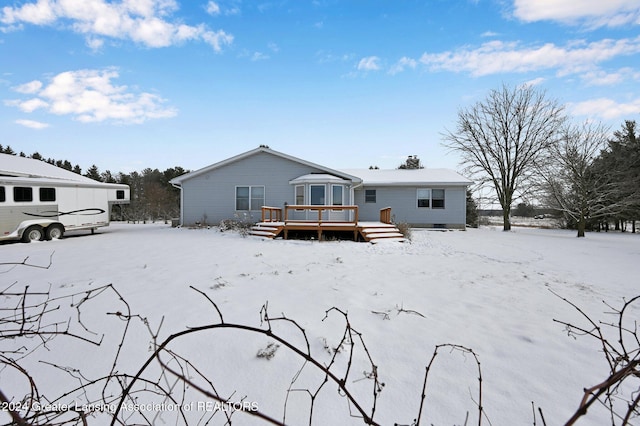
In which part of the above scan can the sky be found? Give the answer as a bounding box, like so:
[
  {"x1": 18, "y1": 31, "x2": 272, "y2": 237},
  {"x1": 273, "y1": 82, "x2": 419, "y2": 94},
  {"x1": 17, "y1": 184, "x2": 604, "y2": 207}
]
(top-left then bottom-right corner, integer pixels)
[{"x1": 1, "y1": 0, "x2": 640, "y2": 175}]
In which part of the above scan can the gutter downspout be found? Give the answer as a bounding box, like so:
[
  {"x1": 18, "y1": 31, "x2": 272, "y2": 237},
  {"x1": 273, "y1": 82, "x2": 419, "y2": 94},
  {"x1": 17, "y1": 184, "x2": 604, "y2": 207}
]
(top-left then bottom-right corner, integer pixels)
[{"x1": 348, "y1": 181, "x2": 363, "y2": 222}]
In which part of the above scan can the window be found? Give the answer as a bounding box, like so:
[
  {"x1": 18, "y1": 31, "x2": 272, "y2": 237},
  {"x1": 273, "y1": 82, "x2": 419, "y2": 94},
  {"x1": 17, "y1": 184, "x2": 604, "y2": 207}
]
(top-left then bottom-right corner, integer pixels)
[
  {"x1": 295, "y1": 185, "x2": 304, "y2": 205},
  {"x1": 417, "y1": 189, "x2": 430, "y2": 208},
  {"x1": 0, "y1": 187, "x2": 5, "y2": 202},
  {"x1": 251, "y1": 186, "x2": 265, "y2": 210},
  {"x1": 236, "y1": 186, "x2": 265, "y2": 211},
  {"x1": 332, "y1": 185, "x2": 343, "y2": 206},
  {"x1": 116, "y1": 190, "x2": 125, "y2": 200},
  {"x1": 432, "y1": 189, "x2": 445, "y2": 208},
  {"x1": 365, "y1": 189, "x2": 376, "y2": 203},
  {"x1": 310, "y1": 185, "x2": 325, "y2": 205},
  {"x1": 236, "y1": 187, "x2": 249, "y2": 210},
  {"x1": 39, "y1": 187, "x2": 56, "y2": 202},
  {"x1": 14, "y1": 187, "x2": 33, "y2": 202}
]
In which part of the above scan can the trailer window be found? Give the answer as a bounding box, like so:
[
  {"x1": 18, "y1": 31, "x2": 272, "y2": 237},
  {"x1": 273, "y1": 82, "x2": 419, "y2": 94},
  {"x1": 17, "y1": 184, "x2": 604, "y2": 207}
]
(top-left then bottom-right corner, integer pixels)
[
  {"x1": 14, "y1": 187, "x2": 33, "y2": 202},
  {"x1": 0, "y1": 187, "x2": 4, "y2": 202},
  {"x1": 40, "y1": 187, "x2": 56, "y2": 202},
  {"x1": 116, "y1": 190, "x2": 125, "y2": 200}
]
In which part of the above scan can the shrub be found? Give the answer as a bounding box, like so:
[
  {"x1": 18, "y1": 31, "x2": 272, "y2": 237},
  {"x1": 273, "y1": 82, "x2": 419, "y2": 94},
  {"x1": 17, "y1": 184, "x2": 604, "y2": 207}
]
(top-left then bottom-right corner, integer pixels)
[
  {"x1": 219, "y1": 212, "x2": 253, "y2": 237},
  {"x1": 393, "y1": 221, "x2": 412, "y2": 241}
]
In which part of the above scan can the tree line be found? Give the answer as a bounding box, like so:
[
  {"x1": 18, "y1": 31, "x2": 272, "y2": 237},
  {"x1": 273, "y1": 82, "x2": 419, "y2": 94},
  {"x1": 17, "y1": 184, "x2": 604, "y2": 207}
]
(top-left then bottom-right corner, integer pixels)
[
  {"x1": 444, "y1": 84, "x2": 639, "y2": 237},
  {"x1": 0, "y1": 145, "x2": 186, "y2": 223}
]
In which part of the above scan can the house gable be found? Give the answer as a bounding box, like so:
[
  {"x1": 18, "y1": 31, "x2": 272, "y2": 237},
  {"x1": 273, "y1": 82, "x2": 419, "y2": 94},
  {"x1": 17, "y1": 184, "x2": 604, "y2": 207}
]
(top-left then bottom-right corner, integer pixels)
[{"x1": 171, "y1": 147, "x2": 361, "y2": 186}]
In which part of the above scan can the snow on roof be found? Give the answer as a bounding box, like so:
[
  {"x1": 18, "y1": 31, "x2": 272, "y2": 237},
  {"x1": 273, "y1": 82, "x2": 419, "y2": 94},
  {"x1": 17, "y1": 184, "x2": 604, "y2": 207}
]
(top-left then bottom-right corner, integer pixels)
[
  {"x1": 289, "y1": 173, "x2": 352, "y2": 184},
  {"x1": 342, "y1": 168, "x2": 473, "y2": 186},
  {"x1": 0, "y1": 154, "x2": 99, "y2": 184},
  {"x1": 0, "y1": 157, "x2": 128, "y2": 190}
]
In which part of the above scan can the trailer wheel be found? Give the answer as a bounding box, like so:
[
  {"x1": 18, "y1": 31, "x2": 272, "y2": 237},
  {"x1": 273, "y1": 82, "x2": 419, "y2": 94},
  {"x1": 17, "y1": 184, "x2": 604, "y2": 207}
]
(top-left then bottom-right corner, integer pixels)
[
  {"x1": 46, "y1": 224, "x2": 65, "y2": 240},
  {"x1": 22, "y1": 225, "x2": 45, "y2": 243}
]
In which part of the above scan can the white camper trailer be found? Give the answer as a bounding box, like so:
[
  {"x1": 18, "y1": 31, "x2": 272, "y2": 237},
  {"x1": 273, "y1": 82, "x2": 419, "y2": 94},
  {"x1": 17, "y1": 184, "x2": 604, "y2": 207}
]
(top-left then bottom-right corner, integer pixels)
[{"x1": 0, "y1": 154, "x2": 130, "y2": 243}]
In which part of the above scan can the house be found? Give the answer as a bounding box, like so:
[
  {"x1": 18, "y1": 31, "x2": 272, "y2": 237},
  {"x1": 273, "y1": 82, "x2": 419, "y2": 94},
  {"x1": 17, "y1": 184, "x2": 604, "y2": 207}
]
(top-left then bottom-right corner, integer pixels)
[{"x1": 170, "y1": 146, "x2": 472, "y2": 232}]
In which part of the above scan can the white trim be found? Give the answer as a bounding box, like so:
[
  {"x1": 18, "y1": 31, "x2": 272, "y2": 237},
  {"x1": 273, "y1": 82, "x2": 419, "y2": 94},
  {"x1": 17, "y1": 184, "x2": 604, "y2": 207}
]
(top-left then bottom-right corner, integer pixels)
[
  {"x1": 235, "y1": 185, "x2": 265, "y2": 211},
  {"x1": 417, "y1": 188, "x2": 431, "y2": 208},
  {"x1": 294, "y1": 185, "x2": 305, "y2": 205},
  {"x1": 309, "y1": 184, "x2": 326, "y2": 206},
  {"x1": 331, "y1": 184, "x2": 344, "y2": 206}
]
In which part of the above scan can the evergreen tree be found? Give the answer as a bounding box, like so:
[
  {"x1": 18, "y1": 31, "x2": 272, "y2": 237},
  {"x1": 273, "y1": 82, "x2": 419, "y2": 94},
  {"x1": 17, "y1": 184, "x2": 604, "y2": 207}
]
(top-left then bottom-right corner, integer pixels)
[
  {"x1": 84, "y1": 165, "x2": 102, "y2": 181},
  {"x1": 101, "y1": 170, "x2": 117, "y2": 183},
  {"x1": 466, "y1": 190, "x2": 479, "y2": 228},
  {"x1": 592, "y1": 120, "x2": 640, "y2": 232}
]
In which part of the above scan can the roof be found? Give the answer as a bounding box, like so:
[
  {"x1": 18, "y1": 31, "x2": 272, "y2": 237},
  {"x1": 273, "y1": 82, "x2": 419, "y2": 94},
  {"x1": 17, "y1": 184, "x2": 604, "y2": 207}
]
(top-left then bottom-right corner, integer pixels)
[
  {"x1": 1, "y1": 154, "x2": 95, "y2": 182},
  {"x1": 170, "y1": 146, "x2": 362, "y2": 185},
  {"x1": 341, "y1": 168, "x2": 473, "y2": 186},
  {"x1": 0, "y1": 154, "x2": 126, "y2": 189},
  {"x1": 289, "y1": 173, "x2": 352, "y2": 185}
]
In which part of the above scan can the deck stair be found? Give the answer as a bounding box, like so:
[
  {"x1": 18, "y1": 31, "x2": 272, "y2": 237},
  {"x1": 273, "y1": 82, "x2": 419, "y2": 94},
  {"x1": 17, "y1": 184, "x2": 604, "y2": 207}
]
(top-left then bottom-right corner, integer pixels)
[
  {"x1": 358, "y1": 223, "x2": 406, "y2": 243},
  {"x1": 249, "y1": 222, "x2": 284, "y2": 239}
]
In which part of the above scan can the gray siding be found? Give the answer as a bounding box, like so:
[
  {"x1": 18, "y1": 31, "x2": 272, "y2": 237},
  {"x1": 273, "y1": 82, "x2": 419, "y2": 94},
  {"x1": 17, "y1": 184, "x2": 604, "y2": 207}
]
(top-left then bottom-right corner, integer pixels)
[
  {"x1": 354, "y1": 186, "x2": 467, "y2": 228},
  {"x1": 181, "y1": 152, "x2": 353, "y2": 225}
]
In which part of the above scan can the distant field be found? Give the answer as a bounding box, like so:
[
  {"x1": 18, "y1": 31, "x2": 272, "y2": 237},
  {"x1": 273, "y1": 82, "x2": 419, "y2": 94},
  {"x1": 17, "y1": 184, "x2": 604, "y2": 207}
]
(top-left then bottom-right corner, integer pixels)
[{"x1": 480, "y1": 215, "x2": 562, "y2": 228}]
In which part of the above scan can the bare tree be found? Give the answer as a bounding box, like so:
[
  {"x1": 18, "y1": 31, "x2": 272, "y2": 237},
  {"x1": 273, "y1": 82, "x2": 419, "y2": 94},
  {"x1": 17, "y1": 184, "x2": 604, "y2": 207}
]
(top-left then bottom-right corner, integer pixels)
[
  {"x1": 537, "y1": 121, "x2": 618, "y2": 237},
  {"x1": 443, "y1": 84, "x2": 565, "y2": 230}
]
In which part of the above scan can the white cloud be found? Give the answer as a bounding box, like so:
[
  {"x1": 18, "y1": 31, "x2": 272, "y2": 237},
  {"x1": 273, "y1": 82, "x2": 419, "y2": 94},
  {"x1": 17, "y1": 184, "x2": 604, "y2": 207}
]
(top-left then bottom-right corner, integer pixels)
[
  {"x1": 85, "y1": 36, "x2": 104, "y2": 50},
  {"x1": 570, "y1": 97, "x2": 640, "y2": 119},
  {"x1": 315, "y1": 50, "x2": 355, "y2": 64},
  {"x1": 267, "y1": 42, "x2": 279, "y2": 53},
  {"x1": 11, "y1": 97, "x2": 49, "y2": 112},
  {"x1": 250, "y1": 51, "x2": 269, "y2": 61},
  {"x1": 14, "y1": 80, "x2": 43, "y2": 94},
  {"x1": 357, "y1": 56, "x2": 381, "y2": 71},
  {"x1": 7, "y1": 68, "x2": 177, "y2": 124},
  {"x1": 15, "y1": 119, "x2": 49, "y2": 129},
  {"x1": 523, "y1": 77, "x2": 545, "y2": 86},
  {"x1": 1, "y1": 0, "x2": 57, "y2": 25},
  {"x1": 0, "y1": 0, "x2": 233, "y2": 51},
  {"x1": 206, "y1": 1, "x2": 220, "y2": 15},
  {"x1": 580, "y1": 68, "x2": 638, "y2": 86},
  {"x1": 513, "y1": 0, "x2": 640, "y2": 27},
  {"x1": 419, "y1": 36, "x2": 640, "y2": 77},
  {"x1": 209, "y1": 0, "x2": 241, "y2": 16},
  {"x1": 388, "y1": 57, "x2": 417, "y2": 75}
]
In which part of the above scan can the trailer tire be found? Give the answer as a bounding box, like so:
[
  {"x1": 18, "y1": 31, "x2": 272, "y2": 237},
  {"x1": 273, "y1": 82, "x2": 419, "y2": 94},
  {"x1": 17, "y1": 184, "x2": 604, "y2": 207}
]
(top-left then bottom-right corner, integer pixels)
[
  {"x1": 22, "y1": 225, "x2": 45, "y2": 243},
  {"x1": 46, "y1": 224, "x2": 65, "y2": 240}
]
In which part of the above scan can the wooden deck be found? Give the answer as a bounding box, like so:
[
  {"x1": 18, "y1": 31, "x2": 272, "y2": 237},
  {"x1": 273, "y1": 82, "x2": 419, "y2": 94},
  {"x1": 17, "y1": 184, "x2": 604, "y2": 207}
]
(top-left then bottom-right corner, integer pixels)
[{"x1": 250, "y1": 206, "x2": 406, "y2": 243}]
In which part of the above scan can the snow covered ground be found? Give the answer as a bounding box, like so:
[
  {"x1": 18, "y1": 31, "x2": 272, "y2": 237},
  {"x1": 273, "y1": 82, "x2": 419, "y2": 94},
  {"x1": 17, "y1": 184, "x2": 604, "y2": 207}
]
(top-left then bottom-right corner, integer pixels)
[{"x1": 1, "y1": 223, "x2": 638, "y2": 425}]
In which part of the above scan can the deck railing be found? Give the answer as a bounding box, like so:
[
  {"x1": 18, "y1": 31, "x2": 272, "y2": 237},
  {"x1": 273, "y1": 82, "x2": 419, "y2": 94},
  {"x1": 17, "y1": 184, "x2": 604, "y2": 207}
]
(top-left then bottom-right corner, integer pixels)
[
  {"x1": 380, "y1": 207, "x2": 392, "y2": 224},
  {"x1": 284, "y1": 205, "x2": 359, "y2": 224},
  {"x1": 261, "y1": 206, "x2": 283, "y2": 222}
]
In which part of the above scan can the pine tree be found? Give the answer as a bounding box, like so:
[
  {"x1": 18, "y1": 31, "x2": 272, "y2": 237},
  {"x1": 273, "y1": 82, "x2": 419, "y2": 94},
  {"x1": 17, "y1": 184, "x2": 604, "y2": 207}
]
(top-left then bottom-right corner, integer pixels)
[{"x1": 84, "y1": 165, "x2": 102, "y2": 181}]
